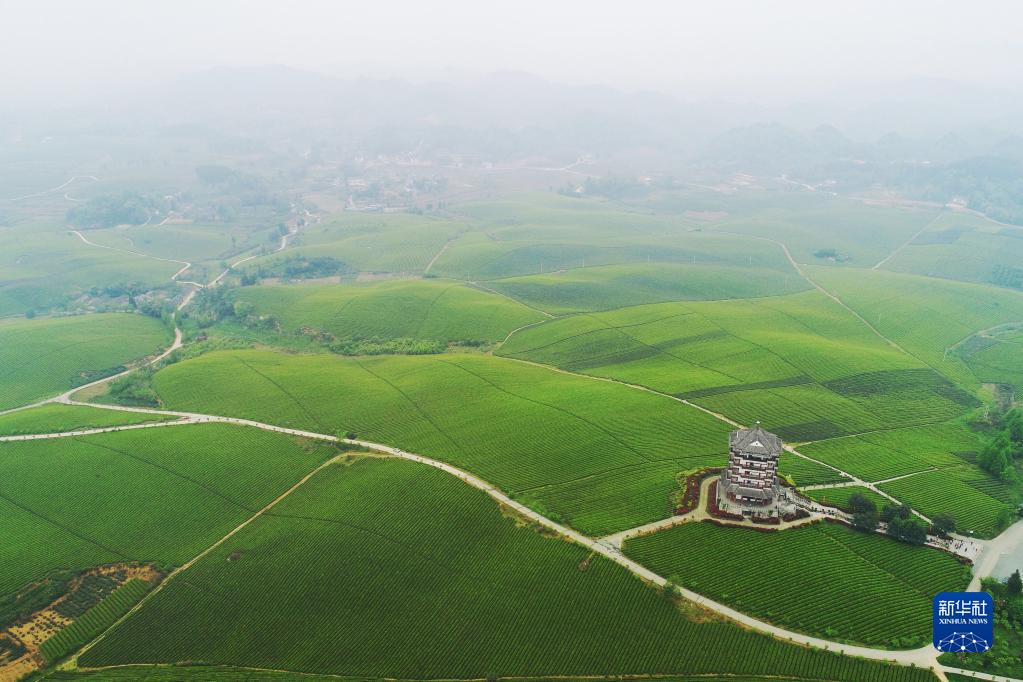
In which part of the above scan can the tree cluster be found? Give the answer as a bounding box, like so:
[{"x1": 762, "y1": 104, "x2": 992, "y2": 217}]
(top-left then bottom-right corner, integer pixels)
[
  {"x1": 847, "y1": 492, "x2": 879, "y2": 532},
  {"x1": 66, "y1": 191, "x2": 158, "y2": 228},
  {"x1": 847, "y1": 493, "x2": 937, "y2": 546},
  {"x1": 881, "y1": 502, "x2": 929, "y2": 545},
  {"x1": 978, "y1": 408, "x2": 1023, "y2": 481}
]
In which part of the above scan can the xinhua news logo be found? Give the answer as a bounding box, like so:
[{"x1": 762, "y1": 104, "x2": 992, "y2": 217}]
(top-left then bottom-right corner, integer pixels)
[{"x1": 933, "y1": 591, "x2": 994, "y2": 653}]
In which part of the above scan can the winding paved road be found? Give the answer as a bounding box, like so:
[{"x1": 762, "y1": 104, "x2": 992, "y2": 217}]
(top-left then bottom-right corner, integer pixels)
[
  {"x1": 0, "y1": 400, "x2": 949, "y2": 673},
  {"x1": 4, "y1": 214, "x2": 1020, "y2": 680}
]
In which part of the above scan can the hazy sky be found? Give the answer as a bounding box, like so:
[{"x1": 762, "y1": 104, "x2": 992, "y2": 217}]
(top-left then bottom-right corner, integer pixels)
[{"x1": 3, "y1": 0, "x2": 1021, "y2": 102}]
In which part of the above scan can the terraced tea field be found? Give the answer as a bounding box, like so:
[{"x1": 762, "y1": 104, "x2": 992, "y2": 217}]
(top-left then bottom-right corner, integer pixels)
[
  {"x1": 45, "y1": 673, "x2": 895, "y2": 682},
  {"x1": 430, "y1": 193, "x2": 807, "y2": 284},
  {"x1": 958, "y1": 326, "x2": 1023, "y2": 393},
  {"x1": 0, "y1": 313, "x2": 171, "y2": 410},
  {"x1": 0, "y1": 424, "x2": 335, "y2": 598},
  {"x1": 148, "y1": 349, "x2": 730, "y2": 535},
  {"x1": 40, "y1": 579, "x2": 153, "y2": 664},
  {"x1": 79, "y1": 457, "x2": 931, "y2": 682},
  {"x1": 6, "y1": 185, "x2": 1022, "y2": 682},
  {"x1": 777, "y1": 453, "x2": 847, "y2": 487},
  {"x1": 229, "y1": 279, "x2": 544, "y2": 343},
  {"x1": 83, "y1": 222, "x2": 253, "y2": 265},
  {"x1": 625, "y1": 520, "x2": 969, "y2": 647},
  {"x1": 796, "y1": 422, "x2": 1011, "y2": 535}
]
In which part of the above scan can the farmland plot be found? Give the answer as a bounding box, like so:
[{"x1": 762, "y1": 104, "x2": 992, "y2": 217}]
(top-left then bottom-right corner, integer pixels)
[
  {"x1": 625, "y1": 520, "x2": 968, "y2": 647},
  {"x1": 80, "y1": 457, "x2": 933, "y2": 682},
  {"x1": 247, "y1": 212, "x2": 462, "y2": 274},
  {"x1": 879, "y1": 466, "x2": 1014, "y2": 538},
  {"x1": 0, "y1": 228, "x2": 180, "y2": 317},
  {"x1": 229, "y1": 279, "x2": 544, "y2": 344},
  {"x1": 808, "y1": 266, "x2": 1023, "y2": 391},
  {"x1": 0, "y1": 403, "x2": 174, "y2": 436},
  {"x1": 805, "y1": 486, "x2": 890, "y2": 512},
  {"x1": 798, "y1": 421, "x2": 983, "y2": 483},
  {"x1": 0, "y1": 313, "x2": 170, "y2": 410},
  {"x1": 150, "y1": 349, "x2": 730, "y2": 535},
  {"x1": 0, "y1": 424, "x2": 335, "y2": 598},
  {"x1": 486, "y1": 261, "x2": 806, "y2": 313},
  {"x1": 501, "y1": 290, "x2": 972, "y2": 439}
]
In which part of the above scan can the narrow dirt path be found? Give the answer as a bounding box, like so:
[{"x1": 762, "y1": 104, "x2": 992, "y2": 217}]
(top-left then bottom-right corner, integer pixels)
[
  {"x1": 423, "y1": 234, "x2": 460, "y2": 275},
  {"x1": 873, "y1": 211, "x2": 946, "y2": 270},
  {"x1": 68, "y1": 451, "x2": 349, "y2": 667},
  {"x1": 70, "y1": 229, "x2": 193, "y2": 279},
  {"x1": 5, "y1": 175, "x2": 99, "y2": 202},
  {"x1": 468, "y1": 281, "x2": 555, "y2": 318}
]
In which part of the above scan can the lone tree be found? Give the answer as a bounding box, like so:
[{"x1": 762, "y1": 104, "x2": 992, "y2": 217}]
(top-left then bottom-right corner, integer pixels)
[{"x1": 1009, "y1": 569, "x2": 1023, "y2": 595}]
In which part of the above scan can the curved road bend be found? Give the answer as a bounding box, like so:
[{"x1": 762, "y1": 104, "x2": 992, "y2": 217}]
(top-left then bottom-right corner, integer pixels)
[{"x1": 0, "y1": 209, "x2": 311, "y2": 420}]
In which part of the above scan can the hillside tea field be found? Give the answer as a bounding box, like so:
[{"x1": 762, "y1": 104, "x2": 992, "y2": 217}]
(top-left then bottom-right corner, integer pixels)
[
  {"x1": 8, "y1": 179, "x2": 1023, "y2": 682},
  {"x1": 625, "y1": 520, "x2": 969, "y2": 647},
  {"x1": 79, "y1": 457, "x2": 933, "y2": 682},
  {"x1": 0, "y1": 403, "x2": 175, "y2": 436},
  {"x1": 229, "y1": 278, "x2": 544, "y2": 343},
  {"x1": 500, "y1": 289, "x2": 976, "y2": 441},
  {"x1": 879, "y1": 211, "x2": 1023, "y2": 294},
  {"x1": 807, "y1": 266, "x2": 1023, "y2": 391},
  {"x1": 248, "y1": 212, "x2": 462, "y2": 274},
  {"x1": 0, "y1": 313, "x2": 170, "y2": 410},
  {"x1": 702, "y1": 194, "x2": 941, "y2": 265},
  {"x1": 0, "y1": 228, "x2": 181, "y2": 317},
  {"x1": 797, "y1": 420, "x2": 1011, "y2": 536},
  {"x1": 798, "y1": 422, "x2": 984, "y2": 482},
  {"x1": 44, "y1": 673, "x2": 922, "y2": 682},
  {"x1": 148, "y1": 349, "x2": 731, "y2": 535},
  {"x1": 485, "y1": 261, "x2": 808, "y2": 313}
]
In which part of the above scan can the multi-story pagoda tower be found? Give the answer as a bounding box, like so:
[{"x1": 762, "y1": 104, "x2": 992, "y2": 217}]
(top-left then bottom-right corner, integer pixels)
[{"x1": 716, "y1": 422, "x2": 783, "y2": 518}]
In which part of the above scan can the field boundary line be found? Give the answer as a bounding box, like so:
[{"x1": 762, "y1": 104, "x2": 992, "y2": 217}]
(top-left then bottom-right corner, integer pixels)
[
  {"x1": 351, "y1": 358, "x2": 469, "y2": 457},
  {"x1": 422, "y1": 232, "x2": 462, "y2": 275},
  {"x1": 494, "y1": 317, "x2": 551, "y2": 351}
]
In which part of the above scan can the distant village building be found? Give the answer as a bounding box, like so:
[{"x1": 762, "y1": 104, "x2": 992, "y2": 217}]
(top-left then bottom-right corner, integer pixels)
[{"x1": 716, "y1": 424, "x2": 784, "y2": 518}]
